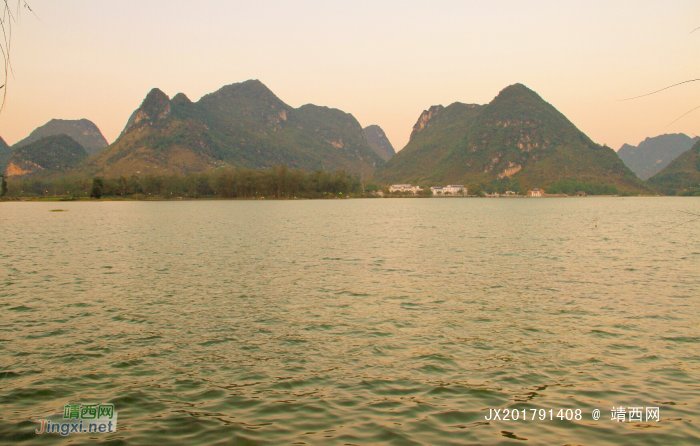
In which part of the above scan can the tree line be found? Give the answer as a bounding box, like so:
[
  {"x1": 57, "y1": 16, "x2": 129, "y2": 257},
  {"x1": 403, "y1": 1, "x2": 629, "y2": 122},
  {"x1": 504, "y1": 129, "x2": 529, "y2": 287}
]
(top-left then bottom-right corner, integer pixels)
[
  {"x1": 3, "y1": 165, "x2": 633, "y2": 200},
  {"x1": 4, "y1": 166, "x2": 369, "y2": 199}
]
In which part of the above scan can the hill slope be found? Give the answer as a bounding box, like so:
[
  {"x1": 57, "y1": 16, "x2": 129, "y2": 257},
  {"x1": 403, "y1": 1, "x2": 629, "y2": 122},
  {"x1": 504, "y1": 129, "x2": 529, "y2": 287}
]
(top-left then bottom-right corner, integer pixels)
[
  {"x1": 362, "y1": 125, "x2": 395, "y2": 161},
  {"x1": 5, "y1": 134, "x2": 88, "y2": 176},
  {"x1": 378, "y1": 103, "x2": 483, "y2": 183},
  {"x1": 618, "y1": 134, "x2": 699, "y2": 180},
  {"x1": 647, "y1": 141, "x2": 700, "y2": 194},
  {"x1": 88, "y1": 80, "x2": 384, "y2": 177},
  {"x1": 377, "y1": 84, "x2": 646, "y2": 193},
  {"x1": 87, "y1": 88, "x2": 221, "y2": 177},
  {"x1": 13, "y1": 119, "x2": 108, "y2": 155},
  {"x1": 0, "y1": 136, "x2": 10, "y2": 173}
]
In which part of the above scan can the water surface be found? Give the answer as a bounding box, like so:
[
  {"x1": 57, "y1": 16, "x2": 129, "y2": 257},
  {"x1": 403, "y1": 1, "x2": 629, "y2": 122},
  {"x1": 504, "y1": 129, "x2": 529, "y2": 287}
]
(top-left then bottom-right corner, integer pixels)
[{"x1": 1, "y1": 198, "x2": 699, "y2": 445}]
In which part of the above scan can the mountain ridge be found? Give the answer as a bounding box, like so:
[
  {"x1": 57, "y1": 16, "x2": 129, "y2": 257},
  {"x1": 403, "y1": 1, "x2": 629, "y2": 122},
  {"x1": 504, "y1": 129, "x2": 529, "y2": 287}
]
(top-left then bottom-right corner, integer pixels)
[
  {"x1": 86, "y1": 80, "x2": 385, "y2": 177},
  {"x1": 362, "y1": 125, "x2": 395, "y2": 161},
  {"x1": 5, "y1": 134, "x2": 89, "y2": 176},
  {"x1": 648, "y1": 141, "x2": 700, "y2": 194},
  {"x1": 617, "y1": 133, "x2": 699, "y2": 180},
  {"x1": 13, "y1": 119, "x2": 108, "y2": 155}
]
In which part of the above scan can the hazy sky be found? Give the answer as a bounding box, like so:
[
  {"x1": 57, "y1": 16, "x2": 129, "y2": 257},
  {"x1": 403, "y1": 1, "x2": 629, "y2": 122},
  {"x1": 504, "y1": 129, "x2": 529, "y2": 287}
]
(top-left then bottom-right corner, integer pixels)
[{"x1": 2, "y1": 0, "x2": 699, "y2": 152}]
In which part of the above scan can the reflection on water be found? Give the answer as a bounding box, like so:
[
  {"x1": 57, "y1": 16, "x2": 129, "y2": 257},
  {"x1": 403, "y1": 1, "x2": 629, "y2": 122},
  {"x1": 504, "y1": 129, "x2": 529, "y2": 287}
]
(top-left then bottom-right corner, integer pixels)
[{"x1": 1, "y1": 198, "x2": 699, "y2": 445}]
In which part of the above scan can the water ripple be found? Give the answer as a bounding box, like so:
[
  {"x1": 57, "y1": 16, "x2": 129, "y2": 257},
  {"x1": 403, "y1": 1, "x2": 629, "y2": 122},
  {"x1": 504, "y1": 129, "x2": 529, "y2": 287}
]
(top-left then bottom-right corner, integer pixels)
[{"x1": 0, "y1": 198, "x2": 699, "y2": 445}]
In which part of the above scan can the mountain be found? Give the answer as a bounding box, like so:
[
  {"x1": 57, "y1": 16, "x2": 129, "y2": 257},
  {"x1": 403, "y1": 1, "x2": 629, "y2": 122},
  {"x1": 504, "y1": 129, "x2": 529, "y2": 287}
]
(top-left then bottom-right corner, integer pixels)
[
  {"x1": 362, "y1": 125, "x2": 395, "y2": 161},
  {"x1": 377, "y1": 103, "x2": 483, "y2": 183},
  {"x1": 647, "y1": 141, "x2": 700, "y2": 194},
  {"x1": 119, "y1": 88, "x2": 173, "y2": 138},
  {"x1": 5, "y1": 134, "x2": 88, "y2": 176},
  {"x1": 377, "y1": 84, "x2": 646, "y2": 193},
  {"x1": 13, "y1": 119, "x2": 108, "y2": 155},
  {"x1": 0, "y1": 136, "x2": 11, "y2": 173},
  {"x1": 87, "y1": 80, "x2": 385, "y2": 177},
  {"x1": 85, "y1": 88, "x2": 221, "y2": 177},
  {"x1": 618, "y1": 134, "x2": 700, "y2": 180}
]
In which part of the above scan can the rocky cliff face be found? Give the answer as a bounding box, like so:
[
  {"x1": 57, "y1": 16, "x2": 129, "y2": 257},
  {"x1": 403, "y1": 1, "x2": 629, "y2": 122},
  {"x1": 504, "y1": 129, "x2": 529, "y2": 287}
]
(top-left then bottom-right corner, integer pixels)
[
  {"x1": 12, "y1": 119, "x2": 108, "y2": 155},
  {"x1": 410, "y1": 105, "x2": 444, "y2": 140},
  {"x1": 119, "y1": 88, "x2": 172, "y2": 138},
  {"x1": 5, "y1": 161, "x2": 40, "y2": 176},
  {"x1": 362, "y1": 125, "x2": 395, "y2": 161}
]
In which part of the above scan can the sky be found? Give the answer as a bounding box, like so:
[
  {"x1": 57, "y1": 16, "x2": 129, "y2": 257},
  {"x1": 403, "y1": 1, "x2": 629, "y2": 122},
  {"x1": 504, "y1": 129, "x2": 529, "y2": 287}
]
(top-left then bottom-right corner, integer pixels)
[{"x1": 1, "y1": 0, "x2": 699, "y2": 152}]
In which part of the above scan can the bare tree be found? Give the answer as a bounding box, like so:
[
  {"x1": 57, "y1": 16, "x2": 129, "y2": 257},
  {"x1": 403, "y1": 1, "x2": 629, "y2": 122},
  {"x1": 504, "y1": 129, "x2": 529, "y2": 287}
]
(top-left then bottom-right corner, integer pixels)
[{"x1": 1, "y1": 1, "x2": 35, "y2": 111}]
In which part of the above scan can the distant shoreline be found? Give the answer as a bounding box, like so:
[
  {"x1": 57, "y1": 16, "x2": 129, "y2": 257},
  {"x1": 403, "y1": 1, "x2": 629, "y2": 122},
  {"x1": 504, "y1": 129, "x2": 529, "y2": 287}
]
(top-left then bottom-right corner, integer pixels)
[{"x1": 1, "y1": 194, "x2": 672, "y2": 202}]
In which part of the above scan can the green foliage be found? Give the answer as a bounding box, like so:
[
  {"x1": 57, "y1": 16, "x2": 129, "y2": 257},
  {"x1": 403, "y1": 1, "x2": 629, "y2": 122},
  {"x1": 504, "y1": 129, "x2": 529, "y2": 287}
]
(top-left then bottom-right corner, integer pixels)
[
  {"x1": 9, "y1": 134, "x2": 88, "y2": 173},
  {"x1": 466, "y1": 182, "x2": 486, "y2": 196},
  {"x1": 6, "y1": 167, "x2": 367, "y2": 200},
  {"x1": 648, "y1": 141, "x2": 700, "y2": 193},
  {"x1": 91, "y1": 177, "x2": 104, "y2": 199},
  {"x1": 489, "y1": 177, "x2": 522, "y2": 194},
  {"x1": 5, "y1": 174, "x2": 89, "y2": 198},
  {"x1": 12, "y1": 119, "x2": 108, "y2": 155},
  {"x1": 377, "y1": 103, "x2": 483, "y2": 183},
  {"x1": 0, "y1": 136, "x2": 11, "y2": 173},
  {"x1": 210, "y1": 166, "x2": 361, "y2": 198},
  {"x1": 546, "y1": 180, "x2": 618, "y2": 195},
  {"x1": 1, "y1": 174, "x2": 7, "y2": 197}
]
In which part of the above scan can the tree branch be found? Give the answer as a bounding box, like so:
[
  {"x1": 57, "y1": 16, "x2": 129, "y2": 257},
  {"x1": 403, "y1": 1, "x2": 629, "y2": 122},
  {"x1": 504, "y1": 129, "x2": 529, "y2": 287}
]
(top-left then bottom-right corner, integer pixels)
[
  {"x1": 667, "y1": 104, "x2": 700, "y2": 127},
  {"x1": 1, "y1": 1, "x2": 34, "y2": 112},
  {"x1": 618, "y1": 79, "x2": 700, "y2": 101}
]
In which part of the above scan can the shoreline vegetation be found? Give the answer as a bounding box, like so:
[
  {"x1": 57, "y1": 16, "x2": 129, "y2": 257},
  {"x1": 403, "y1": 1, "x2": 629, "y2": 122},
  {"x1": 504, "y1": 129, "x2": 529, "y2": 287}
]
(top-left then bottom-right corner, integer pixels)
[
  {"x1": 0, "y1": 194, "x2": 669, "y2": 201},
  {"x1": 2, "y1": 195, "x2": 669, "y2": 202},
  {"x1": 0, "y1": 165, "x2": 683, "y2": 202}
]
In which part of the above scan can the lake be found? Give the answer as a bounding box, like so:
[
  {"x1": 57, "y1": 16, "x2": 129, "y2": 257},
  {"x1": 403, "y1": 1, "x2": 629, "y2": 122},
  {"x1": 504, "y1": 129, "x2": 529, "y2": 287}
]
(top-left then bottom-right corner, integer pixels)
[{"x1": 1, "y1": 198, "x2": 699, "y2": 445}]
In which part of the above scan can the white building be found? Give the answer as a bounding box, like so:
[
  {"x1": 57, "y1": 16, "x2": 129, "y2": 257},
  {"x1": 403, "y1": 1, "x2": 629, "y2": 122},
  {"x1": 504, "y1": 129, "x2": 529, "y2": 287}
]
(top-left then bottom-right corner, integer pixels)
[
  {"x1": 430, "y1": 187, "x2": 444, "y2": 195},
  {"x1": 443, "y1": 185, "x2": 467, "y2": 195},
  {"x1": 390, "y1": 184, "x2": 422, "y2": 194}
]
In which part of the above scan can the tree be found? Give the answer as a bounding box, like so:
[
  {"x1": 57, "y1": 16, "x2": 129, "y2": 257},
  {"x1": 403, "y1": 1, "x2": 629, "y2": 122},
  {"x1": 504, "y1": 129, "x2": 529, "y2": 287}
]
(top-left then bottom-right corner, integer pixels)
[
  {"x1": 118, "y1": 176, "x2": 128, "y2": 195},
  {"x1": 90, "y1": 177, "x2": 103, "y2": 199},
  {"x1": 0, "y1": 174, "x2": 7, "y2": 198}
]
